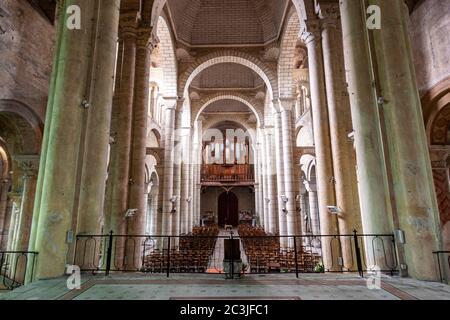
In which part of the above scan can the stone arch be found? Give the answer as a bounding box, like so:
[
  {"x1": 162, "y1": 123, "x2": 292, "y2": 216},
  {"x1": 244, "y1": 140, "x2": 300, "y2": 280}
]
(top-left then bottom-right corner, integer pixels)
[
  {"x1": 422, "y1": 76, "x2": 450, "y2": 144},
  {"x1": 300, "y1": 154, "x2": 316, "y2": 181},
  {"x1": 0, "y1": 99, "x2": 43, "y2": 154},
  {"x1": 178, "y1": 51, "x2": 279, "y2": 99},
  {"x1": 0, "y1": 140, "x2": 11, "y2": 179},
  {"x1": 278, "y1": 7, "x2": 301, "y2": 99},
  {"x1": 151, "y1": 0, "x2": 313, "y2": 29},
  {"x1": 193, "y1": 94, "x2": 263, "y2": 126},
  {"x1": 147, "y1": 127, "x2": 162, "y2": 148},
  {"x1": 431, "y1": 105, "x2": 450, "y2": 145},
  {"x1": 296, "y1": 125, "x2": 314, "y2": 147}
]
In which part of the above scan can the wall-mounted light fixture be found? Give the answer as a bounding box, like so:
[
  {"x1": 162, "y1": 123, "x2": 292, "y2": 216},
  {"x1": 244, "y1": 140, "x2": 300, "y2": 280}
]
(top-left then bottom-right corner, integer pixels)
[
  {"x1": 280, "y1": 195, "x2": 288, "y2": 213},
  {"x1": 170, "y1": 196, "x2": 178, "y2": 213},
  {"x1": 125, "y1": 208, "x2": 138, "y2": 218},
  {"x1": 327, "y1": 206, "x2": 342, "y2": 215}
]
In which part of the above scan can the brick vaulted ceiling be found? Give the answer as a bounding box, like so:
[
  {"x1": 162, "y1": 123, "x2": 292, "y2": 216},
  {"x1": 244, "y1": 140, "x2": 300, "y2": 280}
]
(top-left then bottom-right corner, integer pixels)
[
  {"x1": 167, "y1": 0, "x2": 289, "y2": 46},
  {"x1": 191, "y1": 63, "x2": 264, "y2": 89}
]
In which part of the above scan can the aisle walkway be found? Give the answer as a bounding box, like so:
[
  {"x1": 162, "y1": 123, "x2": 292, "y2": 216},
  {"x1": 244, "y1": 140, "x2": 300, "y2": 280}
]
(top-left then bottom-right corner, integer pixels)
[
  {"x1": 207, "y1": 228, "x2": 248, "y2": 273},
  {"x1": 2, "y1": 273, "x2": 449, "y2": 300}
]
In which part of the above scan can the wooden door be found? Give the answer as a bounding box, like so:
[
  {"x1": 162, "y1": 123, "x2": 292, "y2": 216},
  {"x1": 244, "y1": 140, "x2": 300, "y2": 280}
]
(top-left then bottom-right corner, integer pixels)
[{"x1": 218, "y1": 192, "x2": 239, "y2": 226}]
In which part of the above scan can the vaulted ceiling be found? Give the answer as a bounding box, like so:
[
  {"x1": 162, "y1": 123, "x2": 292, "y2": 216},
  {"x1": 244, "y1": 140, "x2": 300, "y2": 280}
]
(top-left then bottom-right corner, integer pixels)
[
  {"x1": 167, "y1": 0, "x2": 289, "y2": 46},
  {"x1": 191, "y1": 63, "x2": 264, "y2": 89},
  {"x1": 204, "y1": 100, "x2": 253, "y2": 113}
]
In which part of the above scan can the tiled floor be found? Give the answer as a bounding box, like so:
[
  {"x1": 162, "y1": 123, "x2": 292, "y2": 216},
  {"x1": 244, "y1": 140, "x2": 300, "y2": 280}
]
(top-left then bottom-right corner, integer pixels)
[{"x1": 1, "y1": 273, "x2": 449, "y2": 300}]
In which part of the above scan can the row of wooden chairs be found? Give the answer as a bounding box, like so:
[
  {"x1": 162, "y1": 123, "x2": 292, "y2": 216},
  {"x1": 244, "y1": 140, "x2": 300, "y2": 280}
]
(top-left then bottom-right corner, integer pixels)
[
  {"x1": 143, "y1": 225, "x2": 219, "y2": 273},
  {"x1": 238, "y1": 225, "x2": 322, "y2": 273}
]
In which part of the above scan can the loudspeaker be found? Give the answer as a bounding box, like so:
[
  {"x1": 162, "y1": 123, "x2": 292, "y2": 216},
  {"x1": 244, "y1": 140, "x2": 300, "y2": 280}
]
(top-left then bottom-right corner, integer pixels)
[{"x1": 224, "y1": 239, "x2": 241, "y2": 260}]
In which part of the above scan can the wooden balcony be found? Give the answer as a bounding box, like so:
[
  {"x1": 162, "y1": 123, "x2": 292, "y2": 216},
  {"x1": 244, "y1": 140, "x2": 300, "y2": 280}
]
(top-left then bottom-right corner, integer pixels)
[{"x1": 201, "y1": 164, "x2": 254, "y2": 183}]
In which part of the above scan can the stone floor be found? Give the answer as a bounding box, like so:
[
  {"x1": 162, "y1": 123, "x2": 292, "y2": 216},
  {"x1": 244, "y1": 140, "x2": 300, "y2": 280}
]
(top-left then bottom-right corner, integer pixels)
[
  {"x1": 207, "y1": 228, "x2": 248, "y2": 273},
  {"x1": 1, "y1": 273, "x2": 449, "y2": 300}
]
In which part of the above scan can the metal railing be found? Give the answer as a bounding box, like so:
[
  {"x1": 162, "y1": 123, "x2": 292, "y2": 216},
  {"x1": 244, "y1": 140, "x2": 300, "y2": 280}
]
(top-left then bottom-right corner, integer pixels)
[
  {"x1": 432, "y1": 251, "x2": 450, "y2": 283},
  {"x1": 0, "y1": 251, "x2": 38, "y2": 290},
  {"x1": 73, "y1": 231, "x2": 398, "y2": 279}
]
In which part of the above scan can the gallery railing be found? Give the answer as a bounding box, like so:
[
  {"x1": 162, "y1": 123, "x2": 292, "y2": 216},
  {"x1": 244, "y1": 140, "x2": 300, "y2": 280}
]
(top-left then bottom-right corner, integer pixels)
[
  {"x1": 0, "y1": 251, "x2": 38, "y2": 290},
  {"x1": 73, "y1": 231, "x2": 398, "y2": 278},
  {"x1": 201, "y1": 164, "x2": 254, "y2": 182},
  {"x1": 432, "y1": 251, "x2": 450, "y2": 283}
]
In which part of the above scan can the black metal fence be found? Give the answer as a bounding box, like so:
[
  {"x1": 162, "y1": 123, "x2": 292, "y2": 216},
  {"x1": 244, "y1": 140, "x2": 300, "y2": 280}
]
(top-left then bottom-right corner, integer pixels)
[
  {"x1": 0, "y1": 251, "x2": 38, "y2": 290},
  {"x1": 73, "y1": 231, "x2": 399, "y2": 279},
  {"x1": 433, "y1": 251, "x2": 450, "y2": 283}
]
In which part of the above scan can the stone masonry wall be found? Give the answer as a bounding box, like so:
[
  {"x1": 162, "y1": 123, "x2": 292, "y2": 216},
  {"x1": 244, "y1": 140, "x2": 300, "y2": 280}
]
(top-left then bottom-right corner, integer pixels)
[{"x1": 0, "y1": 0, "x2": 55, "y2": 122}]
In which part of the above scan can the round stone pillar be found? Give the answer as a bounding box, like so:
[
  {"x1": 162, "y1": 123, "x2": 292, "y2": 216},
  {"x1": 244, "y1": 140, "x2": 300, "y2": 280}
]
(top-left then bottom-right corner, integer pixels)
[
  {"x1": 371, "y1": 0, "x2": 442, "y2": 280},
  {"x1": 14, "y1": 157, "x2": 39, "y2": 252},
  {"x1": 76, "y1": 0, "x2": 120, "y2": 257},
  {"x1": 340, "y1": 0, "x2": 397, "y2": 272},
  {"x1": 264, "y1": 129, "x2": 278, "y2": 234},
  {"x1": 161, "y1": 99, "x2": 178, "y2": 239},
  {"x1": 0, "y1": 179, "x2": 11, "y2": 250},
  {"x1": 319, "y1": 3, "x2": 363, "y2": 270},
  {"x1": 33, "y1": 0, "x2": 98, "y2": 279},
  {"x1": 273, "y1": 110, "x2": 287, "y2": 246},
  {"x1": 126, "y1": 28, "x2": 157, "y2": 269},
  {"x1": 279, "y1": 101, "x2": 301, "y2": 242},
  {"x1": 301, "y1": 20, "x2": 340, "y2": 270}
]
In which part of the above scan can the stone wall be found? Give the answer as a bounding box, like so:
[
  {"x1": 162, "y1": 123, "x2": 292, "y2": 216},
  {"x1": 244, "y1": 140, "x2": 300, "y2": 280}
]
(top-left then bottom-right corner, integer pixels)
[
  {"x1": 200, "y1": 186, "x2": 255, "y2": 224},
  {"x1": 409, "y1": 0, "x2": 450, "y2": 96},
  {"x1": 0, "y1": 0, "x2": 55, "y2": 122}
]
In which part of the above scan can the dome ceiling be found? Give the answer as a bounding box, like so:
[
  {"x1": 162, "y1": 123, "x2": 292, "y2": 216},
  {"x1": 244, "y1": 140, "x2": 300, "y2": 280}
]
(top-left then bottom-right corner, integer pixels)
[{"x1": 167, "y1": 0, "x2": 289, "y2": 46}]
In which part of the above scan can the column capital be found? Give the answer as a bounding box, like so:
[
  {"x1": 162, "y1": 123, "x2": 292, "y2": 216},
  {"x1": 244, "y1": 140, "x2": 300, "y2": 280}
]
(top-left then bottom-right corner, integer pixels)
[
  {"x1": 8, "y1": 192, "x2": 22, "y2": 206},
  {"x1": 300, "y1": 19, "x2": 322, "y2": 45},
  {"x1": 317, "y1": 2, "x2": 341, "y2": 29},
  {"x1": 13, "y1": 155, "x2": 39, "y2": 177},
  {"x1": 162, "y1": 97, "x2": 178, "y2": 110},
  {"x1": 119, "y1": 12, "x2": 139, "y2": 39},
  {"x1": 136, "y1": 28, "x2": 158, "y2": 52},
  {"x1": 278, "y1": 98, "x2": 296, "y2": 112}
]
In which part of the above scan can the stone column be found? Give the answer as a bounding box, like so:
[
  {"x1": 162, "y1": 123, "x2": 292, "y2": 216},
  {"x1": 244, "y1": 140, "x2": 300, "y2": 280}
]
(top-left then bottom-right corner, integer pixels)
[
  {"x1": 264, "y1": 129, "x2": 278, "y2": 234},
  {"x1": 279, "y1": 99, "x2": 301, "y2": 242},
  {"x1": 33, "y1": 0, "x2": 102, "y2": 279},
  {"x1": 6, "y1": 194, "x2": 21, "y2": 253},
  {"x1": 370, "y1": 0, "x2": 441, "y2": 280},
  {"x1": 258, "y1": 142, "x2": 268, "y2": 230},
  {"x1": 14, "y1": 157, "x2": 39, "y2": 252},
  {"x1": 171, "y1": 107, "x2": 184, "y2": 245},
  {"x1": 319, "y1": 3, "x2": 362, "y2": 270},
  {"x1": 154, "y1": 164, "x2": 164, "y2": 236},
  {"x1": 0, "y1": 179, "x2": 10, "y2": 250},
  {"x1": 180, "y1": 129, "x2": 191, "y2": 234},
  {"x1": 304, "y1": 181, "x2": 321, "y2": 247},
  {"x1": 161, "y1": 98, "x2": 178, "y2": 239},
  {"x1": 27, "y1": 0, "x2": 66, "y2": 266},
  {"x1": 340, "y1": 0, "x2": 395, "y2": 271},
  {"x1": 273, "y1": 110, "x2": 287, "y2": 246},
  {"x1": 104, "y1": 13, "x2": 138, "y2": 271},
  {"x1": 301, "y1": 20, "x2": 340, "y2": 270},
  {"x1": 11, "y1": 157, "x2": 38, "y2": 283},
  {"x1": 258, "y1": 136, "x2": 269, "y2": 232},
  {"x1": 75, "y1": 0, "x2": 120, "y2": 273},
  {"x1": 298, "y1": 189, "x2": 309, "y2": 245},
  {"x1": 125, "y1": 28, "x2": 156, "y2": 268}
]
